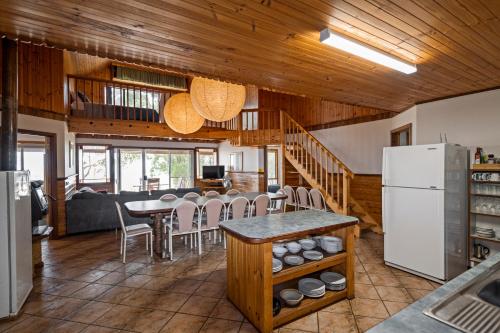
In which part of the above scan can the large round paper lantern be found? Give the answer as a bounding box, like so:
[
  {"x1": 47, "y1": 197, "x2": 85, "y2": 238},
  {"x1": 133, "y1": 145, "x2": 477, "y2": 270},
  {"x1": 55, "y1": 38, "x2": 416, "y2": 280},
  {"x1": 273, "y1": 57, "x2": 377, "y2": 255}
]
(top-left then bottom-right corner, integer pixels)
[
  {"x1": 190, "y1": 77, "x2": 246, "y2": 122},
  {"x1": 164, "y1": 93, "x2": 205, "y2": 134}
]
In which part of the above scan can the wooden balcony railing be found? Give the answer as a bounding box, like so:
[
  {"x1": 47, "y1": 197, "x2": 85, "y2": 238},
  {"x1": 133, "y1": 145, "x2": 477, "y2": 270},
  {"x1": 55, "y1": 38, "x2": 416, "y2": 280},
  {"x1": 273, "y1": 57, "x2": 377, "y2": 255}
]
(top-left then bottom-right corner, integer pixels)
[{"x1": 281, "y1": 111, "x2": 354, "y2": 214}]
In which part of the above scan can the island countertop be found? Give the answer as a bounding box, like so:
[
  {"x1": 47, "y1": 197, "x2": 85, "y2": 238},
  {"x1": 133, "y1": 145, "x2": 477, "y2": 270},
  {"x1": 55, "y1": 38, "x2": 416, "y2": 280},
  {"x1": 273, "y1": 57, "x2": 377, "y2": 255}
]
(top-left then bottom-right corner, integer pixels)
[
  {"x1": 219, "y1": 210, "x2": 358, "y2": 243},
  {"x1": 367, "y1": 252, "x2": 500, "y2": 333}
]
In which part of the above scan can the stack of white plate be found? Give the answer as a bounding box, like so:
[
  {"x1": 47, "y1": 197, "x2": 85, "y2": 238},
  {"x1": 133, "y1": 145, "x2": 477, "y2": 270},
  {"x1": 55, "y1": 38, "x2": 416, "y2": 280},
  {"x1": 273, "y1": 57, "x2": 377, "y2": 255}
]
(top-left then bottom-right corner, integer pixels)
[
  {"x1": 320, "y1": 272, "x2": 346, "y2": 291},
  {"x1": 476, "y1": 227, "x2": 495, "y2": 238},
  {"x1": 303, "y1": 250, "x2": 323, "y2": 261},
  {"x1": 273, "y1": 258, "x2": 283, "y2": 273},
  {"x1": 279, "y1": 289, "x2": 304, "y2": 307},
  {"x1": 286, "y1": 241, "x2": 302, "y2": 254},
  {"x1": 321, "y1": 236, "x2": 343, "y2": 253},
  {"x1": 284, "y1": 255, "x2": 304, "y2": 266},
  {"x1": 298, "y1": 239, "x2": 316, "y2": 251},
  {"x1": 298, "y1": 278, "x2": 326, "y2": 298},
  {"x1": 312, "y1": 236, "x2": 323, "y2": 247}
]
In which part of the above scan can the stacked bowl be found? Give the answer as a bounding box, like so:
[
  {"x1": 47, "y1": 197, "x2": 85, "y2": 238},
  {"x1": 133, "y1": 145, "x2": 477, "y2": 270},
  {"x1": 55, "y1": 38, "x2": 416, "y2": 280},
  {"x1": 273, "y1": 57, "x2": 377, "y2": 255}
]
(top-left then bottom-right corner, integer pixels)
[
  {"x1": 298, "y1": 278, "x2": 326, "y2": 298},
  {"x1": 320, "y1": 236, "x2": 343, "y2": 253},
  {"x1": 320, "y1": 272, "x2": 346, "y2": 291}
]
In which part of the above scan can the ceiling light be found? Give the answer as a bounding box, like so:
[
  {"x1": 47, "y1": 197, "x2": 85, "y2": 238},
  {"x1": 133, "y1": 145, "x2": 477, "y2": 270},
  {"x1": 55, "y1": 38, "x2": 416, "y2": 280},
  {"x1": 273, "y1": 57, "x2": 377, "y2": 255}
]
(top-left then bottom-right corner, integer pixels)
[{"x1": 320, "y1": 28, "x2": 417, "y2": 74}]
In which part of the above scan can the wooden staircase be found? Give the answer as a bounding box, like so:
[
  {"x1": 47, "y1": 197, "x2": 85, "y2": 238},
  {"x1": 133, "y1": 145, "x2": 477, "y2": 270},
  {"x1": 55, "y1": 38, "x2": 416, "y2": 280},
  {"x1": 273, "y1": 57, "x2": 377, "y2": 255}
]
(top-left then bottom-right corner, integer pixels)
[{"x1": 280, "y1": 112, "x2": 380, "y2": 235}]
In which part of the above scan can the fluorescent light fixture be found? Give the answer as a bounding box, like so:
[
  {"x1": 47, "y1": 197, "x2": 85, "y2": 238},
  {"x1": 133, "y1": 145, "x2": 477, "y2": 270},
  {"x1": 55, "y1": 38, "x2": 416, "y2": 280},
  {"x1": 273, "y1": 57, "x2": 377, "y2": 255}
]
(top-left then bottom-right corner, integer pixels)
[{"x1": 320, "y1": 28, "x2": 417, "y2": 74}]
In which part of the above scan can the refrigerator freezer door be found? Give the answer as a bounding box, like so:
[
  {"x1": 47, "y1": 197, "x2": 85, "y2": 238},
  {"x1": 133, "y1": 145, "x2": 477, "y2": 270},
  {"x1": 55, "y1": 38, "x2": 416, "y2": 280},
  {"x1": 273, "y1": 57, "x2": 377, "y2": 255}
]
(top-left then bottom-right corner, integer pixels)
[
  {"x1": 383, "y1": 186, "x2": 445, "y2": 280},
  {"x1": 382, "y1": 144, "x2": 445, "y2": 189}
]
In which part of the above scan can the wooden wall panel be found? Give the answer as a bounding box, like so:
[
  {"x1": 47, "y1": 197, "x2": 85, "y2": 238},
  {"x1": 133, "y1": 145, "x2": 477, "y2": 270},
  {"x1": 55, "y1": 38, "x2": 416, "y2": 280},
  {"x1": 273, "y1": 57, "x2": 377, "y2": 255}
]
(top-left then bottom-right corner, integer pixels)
[
  {"x1": 351, "y1": 175, "x2": 382, "y2": 226},
  {"x1": 63, "y1": 51, "x2": 111, "y2": 79},
  {"x1": 229, "y1": 171, "x2": 265, "y2": 193},
  {"x1": 259, "y1": 90, "x2": 396, "y2": 130},
  {"x1": 17, "y1": 43, "x2": 65, "y2": 114},
  {"x1": 55, "y1": 174, "x2": 77, "y2": 237}
]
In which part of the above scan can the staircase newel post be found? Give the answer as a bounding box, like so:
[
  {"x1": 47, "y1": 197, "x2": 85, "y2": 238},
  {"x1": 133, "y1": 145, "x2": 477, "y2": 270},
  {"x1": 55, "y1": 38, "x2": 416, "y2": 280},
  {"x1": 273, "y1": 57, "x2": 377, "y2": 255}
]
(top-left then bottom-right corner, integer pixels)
[
  {"x1": 342, "y1": 172, "x2": 350, "y2": 215},
  {"x1": 279, "y1": 110, "x2": 286, "y2": 187}
]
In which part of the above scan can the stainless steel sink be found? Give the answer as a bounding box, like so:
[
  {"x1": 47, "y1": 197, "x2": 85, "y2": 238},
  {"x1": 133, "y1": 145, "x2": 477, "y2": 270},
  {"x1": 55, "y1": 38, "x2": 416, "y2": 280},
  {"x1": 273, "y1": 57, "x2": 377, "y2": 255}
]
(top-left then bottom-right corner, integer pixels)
[{"x1": 424, "y1": 262, "x2": 500, "y2": 333}]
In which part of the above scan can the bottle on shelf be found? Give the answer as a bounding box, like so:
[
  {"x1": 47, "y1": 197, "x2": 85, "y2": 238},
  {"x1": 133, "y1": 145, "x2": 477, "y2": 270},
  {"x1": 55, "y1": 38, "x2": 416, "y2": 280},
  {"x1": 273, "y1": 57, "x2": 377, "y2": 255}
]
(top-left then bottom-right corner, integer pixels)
[{"x1": 474, "y1": 147, "x2": 482, "y2": 164}]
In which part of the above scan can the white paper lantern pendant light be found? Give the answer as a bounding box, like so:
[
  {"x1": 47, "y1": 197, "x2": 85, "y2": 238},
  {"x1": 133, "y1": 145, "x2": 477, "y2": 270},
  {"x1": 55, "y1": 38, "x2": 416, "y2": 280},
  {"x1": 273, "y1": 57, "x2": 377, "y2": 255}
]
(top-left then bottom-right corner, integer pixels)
[
  {"x1": 164, "y1": 92, "x2": 205, "y2": 134},
  {"x1": 190, "y1": 77, "x2": 246, "y2": 122}
]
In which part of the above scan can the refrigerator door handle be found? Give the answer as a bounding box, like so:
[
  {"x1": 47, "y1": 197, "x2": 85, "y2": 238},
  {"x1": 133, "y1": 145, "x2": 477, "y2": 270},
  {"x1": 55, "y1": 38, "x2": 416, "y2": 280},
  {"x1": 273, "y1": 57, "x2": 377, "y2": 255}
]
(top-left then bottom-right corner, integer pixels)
[{"x1": 382, "y1": 187, "x2": 388, "y2": 234}]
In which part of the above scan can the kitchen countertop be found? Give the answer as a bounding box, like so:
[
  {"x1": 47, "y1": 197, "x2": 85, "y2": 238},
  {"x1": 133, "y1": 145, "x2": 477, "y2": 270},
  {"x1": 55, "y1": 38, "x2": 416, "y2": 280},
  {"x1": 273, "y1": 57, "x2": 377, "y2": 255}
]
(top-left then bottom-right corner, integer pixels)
[
  {"x1": 219, "y1": 210, "x2": 358, "y2": 243},
  {"x1": 367, "y1": 252, "x2": 500, "y2": 333}
]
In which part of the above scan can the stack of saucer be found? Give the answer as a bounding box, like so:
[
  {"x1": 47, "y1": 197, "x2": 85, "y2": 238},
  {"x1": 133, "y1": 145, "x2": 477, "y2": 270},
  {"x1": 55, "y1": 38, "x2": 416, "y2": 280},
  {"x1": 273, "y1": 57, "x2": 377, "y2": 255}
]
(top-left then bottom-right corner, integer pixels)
[
  {"x1": 298, "y1": 278, "x2": 326, "y2": 298},
  {"x1": 273, "y1": 258, "x2": 283, "y2": 273},
  {"x1": 303, "y1": 250, "x2": 323, "y2": 261},
  {"x1": 320, "y1": 236, "x2": 343, "y2": 253},
  {"x1": 284, "y1": 255, "x2": 304, "y2": 266},
  {"x1": 476, "y1": 227, "x2": 495, "y2": 238},
  {"x1": 320, "y1": 272, "x2": 346, "y2": 291}
]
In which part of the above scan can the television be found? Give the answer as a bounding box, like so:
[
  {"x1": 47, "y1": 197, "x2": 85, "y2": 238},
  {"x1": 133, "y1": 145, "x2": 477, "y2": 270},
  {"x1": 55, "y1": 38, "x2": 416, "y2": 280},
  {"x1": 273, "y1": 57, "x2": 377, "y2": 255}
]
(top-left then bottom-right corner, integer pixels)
[{"x1": 203, "y1": 165, "x2": 225, "y2": 179}]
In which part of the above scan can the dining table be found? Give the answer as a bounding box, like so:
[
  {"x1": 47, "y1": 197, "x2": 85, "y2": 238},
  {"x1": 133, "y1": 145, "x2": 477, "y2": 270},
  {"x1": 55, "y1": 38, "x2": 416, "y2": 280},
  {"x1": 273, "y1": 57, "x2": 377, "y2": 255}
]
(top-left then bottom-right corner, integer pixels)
[{"x1": 124, "y1": 191, "x2": 288, "y2": 258}]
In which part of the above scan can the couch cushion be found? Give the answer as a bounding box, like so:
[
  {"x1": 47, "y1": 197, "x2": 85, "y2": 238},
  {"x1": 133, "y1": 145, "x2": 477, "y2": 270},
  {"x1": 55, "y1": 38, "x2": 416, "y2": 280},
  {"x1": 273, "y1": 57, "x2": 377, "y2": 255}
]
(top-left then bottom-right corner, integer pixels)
[
  {"x1": 72, "y1": 191, "x2": 105, "y2": 200},
  {"x1": 120, "y1": 190, "x2": 149, "y2": 196},
  {"x1": 150, "y1": 189, "x2": 177, "y2": 200}
]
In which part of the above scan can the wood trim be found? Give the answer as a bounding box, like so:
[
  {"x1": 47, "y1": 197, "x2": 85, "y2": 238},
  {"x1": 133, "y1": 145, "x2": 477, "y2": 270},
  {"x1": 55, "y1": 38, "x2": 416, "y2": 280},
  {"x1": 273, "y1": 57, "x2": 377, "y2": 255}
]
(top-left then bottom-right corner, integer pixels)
[
  {"x1": 391, "y1": 123, "x2": 412, "y2": 146},
  {"x1": 417, "y1": 86, "x2": 500, "y2": 106},
  {"x1": 19, "y1": 106, "x2": 67, "y2": 121},
  {"x1": 76, "y1": 133, "x2": 220, "y2": 143},
  {"x1": 305, "y1": 112, "x2": 398, "y2": 131}
]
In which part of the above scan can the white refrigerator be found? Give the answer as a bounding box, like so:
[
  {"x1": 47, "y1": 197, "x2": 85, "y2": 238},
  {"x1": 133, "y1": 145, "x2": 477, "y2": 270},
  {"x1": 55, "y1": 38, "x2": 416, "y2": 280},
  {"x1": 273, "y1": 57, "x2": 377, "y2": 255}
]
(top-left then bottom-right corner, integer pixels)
[
  {"x1": 0, "y1": 171, "x2": 33, "y2": 319},
  {"x1": 382, "y1": 144, "x2": 468, "y2": 281}
]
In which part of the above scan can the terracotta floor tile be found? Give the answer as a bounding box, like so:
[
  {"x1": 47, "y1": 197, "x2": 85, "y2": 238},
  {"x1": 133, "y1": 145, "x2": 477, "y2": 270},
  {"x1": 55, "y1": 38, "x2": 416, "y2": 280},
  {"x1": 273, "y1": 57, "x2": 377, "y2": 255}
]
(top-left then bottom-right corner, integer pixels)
[
  {"x1": 354, "y1": 272, "x2": 371, "y2": 285},
  {"x1": 354, "y1": 316, "x2": 384, "y2": 332},
  {"x1": 118, "y1": 274, "x2": 152, "y2": 288},
  {"x1": 22, "y1": 293, "x2": 59, "y2": 314},
  {"x1": 80, "y1": 325, "x2": 122, "y2": 333},
  {"x1": 200, "y1": 318, "x2": 241, "y2": 333},
  {"x1": 398, "y1": 276, "x2": 434, "y2": 290},
  {"x1": 362, "y1": 264, "x2": 393, "y2": 276},
  {"x1": 194, "y1": 281, "x2": 226, "y2": 298},
  {"x1": 65, "y1": 301, "x2": 114, "y2": 324},
  {"x1": 0, "y1": 314, "x2": 32, "y2": 332},
  {"x1": 34, "y1": 296, "x2": 88, "y2": 319},
  {"x1": 374, "y1": 286, "x2": 412, "y2": 302},
  {"x1": 73, "y1": 270, "x2": 111, "y2": 283},
  {"x1": 93, "y1": 304, "x2": 142, "y2": 329},
  {"x1": 119, "y1": 288, "x2": 162, "y2": 308},
  {"x1": 3, "y1": 316, "x2": 58, "y2": 333},
  {"x1": 32, "y1": 277, "x2": 62, "y2": 293},
  {"x1": 168, "y1": 279, "x2": 203, "y2": 295},
  {"x1": 350, "y1": 299, "x2": 389, "y2": 319},
  {"x1": 282, "y1": 313, "x2": 318, "y2": 332},
  {"x1": 95, "y1": 271, "x2": 130, "y2": 285},
  {"x1": 383, "y1": 301, "x2": 409, "y2": 316},
  {"x1": 319, "y1": 299, "x2": 352, "y2": 314},
  {"x1": 368, "y1": 274, "x2": 401, "y2": 287},
  {"x1": 45, "y1": 280, "x2": 89, "y2": 296},
  {"x1": 97, "y1": 286, "x2": 136, "y2": 304},
  {"x1": 159, "y1": 313, "x2": 207, "y2": 333},
  {"x1": 122, "y1": 308, "x2": 174, "y2": 333},
  {"x1": 179, "y1": 295, "x2": 219, "y2": 316},
  {"x1": 142, "y1": 276, "x2": 176, "y2": 291},
  {"x1": 406, "y1": 288, "x2": 432, "y2": 301},
  {"x1": 210, "y1": 298, "x2": 244, "y2": 321},
  {"x1": 115, "y1": 262, "x2": 146, "y2": 274},
  {"x1": 206, "y1": 270, "x2": 227, "y2": 283},
  {"x1": 49, "y1": 320, "x2": 88, "y2": 333},
  {"x1": 318, "y1": 311, "x2": 357, "y2": 333},
  {"x1": 71, "y1": 283, "x2": 113, "y2": 300},
  {"x1": 96, "y1": 261, "x2": 124, "y2": 272},
  {"x1": 239, "y1": 322, "x2": 259, "y2": 333},
  {"x1": 152, "y1": 291, "x2": 191, "y2": 312},
  {"x1": 354, "y1": 284, "x2": 380, "y2": 300}
]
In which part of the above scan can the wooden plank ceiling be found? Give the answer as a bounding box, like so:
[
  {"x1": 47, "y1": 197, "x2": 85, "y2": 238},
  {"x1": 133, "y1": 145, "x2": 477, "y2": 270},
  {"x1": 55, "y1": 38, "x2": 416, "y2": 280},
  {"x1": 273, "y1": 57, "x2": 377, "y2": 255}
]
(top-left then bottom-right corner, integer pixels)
[{"x1": 1, "y1": 0, "x2": 500, "y2": 112}]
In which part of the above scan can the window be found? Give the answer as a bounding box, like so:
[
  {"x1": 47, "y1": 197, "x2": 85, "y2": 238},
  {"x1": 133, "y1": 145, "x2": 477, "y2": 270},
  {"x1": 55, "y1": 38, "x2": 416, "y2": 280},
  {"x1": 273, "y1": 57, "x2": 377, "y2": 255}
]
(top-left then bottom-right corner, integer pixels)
[
  {"x1": 267, "y1": 149, "x2": 279, "y2": 185},
  {"x1": 106, "y1": 87, "x2": 161, "y2": 112},
  {"x1": 391, "y1": 124, "x2": 412, "y2": 146},
  {"x1": 229, "y1": 152, "x2": 243, "y2": 171},
  {"x1": 117, "y1": 148, "x2": 194, "y2": 191},
  {"x1": 79, "y1": 145, "x2": 110, "y2": 183},
  {"x1": 18, "y1": 146, "x2": 46, "y2": 182},
  {"x1": 196, "y1": 148, "x2": 218, "y2": 179}
]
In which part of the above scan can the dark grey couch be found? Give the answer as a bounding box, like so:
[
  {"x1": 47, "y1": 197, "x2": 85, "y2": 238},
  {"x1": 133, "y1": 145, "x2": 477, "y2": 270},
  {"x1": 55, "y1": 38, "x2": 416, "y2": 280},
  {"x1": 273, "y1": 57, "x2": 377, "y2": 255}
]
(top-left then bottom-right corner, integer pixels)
[{"x1": 66, "y1": 187, "x2": 201, "y2": 234}]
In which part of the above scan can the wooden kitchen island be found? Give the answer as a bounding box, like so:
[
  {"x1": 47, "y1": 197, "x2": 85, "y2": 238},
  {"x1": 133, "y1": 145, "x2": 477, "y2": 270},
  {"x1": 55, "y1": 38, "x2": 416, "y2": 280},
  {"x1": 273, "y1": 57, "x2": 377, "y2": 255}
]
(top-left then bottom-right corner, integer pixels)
[{"x1": 220, "y1": 210, "x2": 358, "y2": 333}]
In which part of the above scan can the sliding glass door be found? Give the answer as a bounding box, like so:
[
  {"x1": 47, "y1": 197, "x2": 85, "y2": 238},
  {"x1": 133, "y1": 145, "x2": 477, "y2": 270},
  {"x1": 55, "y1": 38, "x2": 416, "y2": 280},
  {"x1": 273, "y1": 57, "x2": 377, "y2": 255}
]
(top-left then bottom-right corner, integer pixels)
[
  {"x1": 119, "y1": 149, "x2": 143, "y2": 191},
  {"x1": 118, "y1": 148, "x2": 194, "y2": 191}
]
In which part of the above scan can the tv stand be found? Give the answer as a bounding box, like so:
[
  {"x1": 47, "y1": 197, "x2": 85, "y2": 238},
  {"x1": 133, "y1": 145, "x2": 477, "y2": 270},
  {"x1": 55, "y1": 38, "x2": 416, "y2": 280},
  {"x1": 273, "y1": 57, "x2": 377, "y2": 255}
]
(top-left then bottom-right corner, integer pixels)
[{"x1": 199, "y1": 178, "x2": 226, "y2": 194}]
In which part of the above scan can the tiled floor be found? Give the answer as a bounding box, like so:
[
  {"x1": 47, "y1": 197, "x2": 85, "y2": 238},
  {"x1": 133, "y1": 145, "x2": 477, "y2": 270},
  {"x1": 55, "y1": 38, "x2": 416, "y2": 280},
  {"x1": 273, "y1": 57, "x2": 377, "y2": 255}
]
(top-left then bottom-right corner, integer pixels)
[{"x1": 0, "y1": 231, "x2": 440, "y2": 333}]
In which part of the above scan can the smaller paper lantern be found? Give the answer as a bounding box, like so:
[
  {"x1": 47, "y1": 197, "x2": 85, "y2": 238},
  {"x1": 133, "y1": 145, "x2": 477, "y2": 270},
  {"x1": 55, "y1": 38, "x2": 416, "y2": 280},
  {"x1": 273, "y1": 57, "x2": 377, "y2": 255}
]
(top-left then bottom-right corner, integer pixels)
[{"x1": 164, "y1": 93, "x2": 205, "y2": 134}]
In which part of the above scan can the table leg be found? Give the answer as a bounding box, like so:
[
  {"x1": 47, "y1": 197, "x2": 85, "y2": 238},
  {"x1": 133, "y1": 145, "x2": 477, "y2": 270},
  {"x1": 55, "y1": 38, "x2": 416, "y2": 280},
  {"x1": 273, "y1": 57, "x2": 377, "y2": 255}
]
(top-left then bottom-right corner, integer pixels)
[{"x1": 152, "y1": 213, "x2": 164, "y2": 258}]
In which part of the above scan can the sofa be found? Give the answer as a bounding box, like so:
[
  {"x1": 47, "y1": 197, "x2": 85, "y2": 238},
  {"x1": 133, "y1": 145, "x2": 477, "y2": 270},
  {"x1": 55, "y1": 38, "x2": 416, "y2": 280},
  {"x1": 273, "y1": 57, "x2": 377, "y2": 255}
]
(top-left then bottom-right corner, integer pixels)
[{"x1": 66, "y1": 187, "x2": 201, "y2": 234}]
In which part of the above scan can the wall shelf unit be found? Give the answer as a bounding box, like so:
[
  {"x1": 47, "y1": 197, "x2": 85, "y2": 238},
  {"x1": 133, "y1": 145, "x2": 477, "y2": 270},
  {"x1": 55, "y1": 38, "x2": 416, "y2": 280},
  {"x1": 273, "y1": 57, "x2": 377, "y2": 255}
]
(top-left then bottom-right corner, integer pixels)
[{"x1": 468, "y1": 164, "x2": 500, "y2": 266}]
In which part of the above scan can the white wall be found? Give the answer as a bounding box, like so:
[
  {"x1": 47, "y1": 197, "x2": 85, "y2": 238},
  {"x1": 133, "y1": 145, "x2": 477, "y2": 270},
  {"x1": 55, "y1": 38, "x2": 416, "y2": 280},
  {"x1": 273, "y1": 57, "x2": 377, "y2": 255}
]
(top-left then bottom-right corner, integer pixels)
[
  {"x1": 416, "y1": 89, "x2": 500, "y2": 158},
  {"x1": 1, "y1": 114, "x2": 75, "y2": 177},
  {"x1": 312, "y1": 119, "x2": 391, "y2": 174},
  {"x1": 392, "y1": 105, "x2": 417, "y2": 145},
  {"x1": 218, "y1": 141, "x2": 260, "y2": 172}
]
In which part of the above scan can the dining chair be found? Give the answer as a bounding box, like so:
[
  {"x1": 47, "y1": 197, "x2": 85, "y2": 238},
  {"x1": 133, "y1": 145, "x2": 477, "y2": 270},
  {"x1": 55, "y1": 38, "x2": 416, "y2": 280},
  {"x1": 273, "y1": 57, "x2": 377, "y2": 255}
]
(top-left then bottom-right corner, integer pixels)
[
  {"x1": 200, "y1": 198, "x2": 226, "y2": 248},
  {"x1": 268, "y1": 189, "x2": 286, "y2": 214},
  {"x1": 160, "y1": 193, "x2": 177, "y2": 201},
  {"x1": 164, "y1": 200, "x2": 201, "y2": 260},
  {"x1": 296, "y1": 186, "x2": 310, "y2": 210},
  {"x1": 251, "y1": 194, "x2": 271, "y2": 217},
  {"x1": 204, "y1": 190, "x2": 220, "y2": 197},
  {"x1": 309, "y1": 188, "x2": 327, "y2": 211},
  {"x1": 227, "y1": 196, "x2": 251, "y2": 220},
  {"x1": 183, "y1": 192, "x2": 200, "y2": 199},
  {"x1": 226, "y1": 189, "x2": 240, "y2": 195},
  {"x1": 114, "y1": 202, "x2": 153, "y2": 263},
  {"x1": 283, "y1": 185, "x2": 298, "y2": 211}
]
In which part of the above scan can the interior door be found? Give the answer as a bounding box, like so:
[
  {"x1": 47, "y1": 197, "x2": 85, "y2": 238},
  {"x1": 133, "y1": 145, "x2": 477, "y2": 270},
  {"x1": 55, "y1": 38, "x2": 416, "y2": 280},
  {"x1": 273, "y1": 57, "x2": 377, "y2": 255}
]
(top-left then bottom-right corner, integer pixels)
[
  {"x1": 383, "y1": 186, "x2": 445, "y2": 279},
  {"x1": 382, "y1": 144, "x2": 445, "y2": 189}
]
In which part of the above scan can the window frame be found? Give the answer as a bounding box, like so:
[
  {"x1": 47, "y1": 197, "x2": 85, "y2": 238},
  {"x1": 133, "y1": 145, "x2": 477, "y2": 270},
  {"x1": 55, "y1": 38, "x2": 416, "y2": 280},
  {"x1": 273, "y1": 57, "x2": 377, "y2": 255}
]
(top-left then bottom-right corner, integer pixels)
[
  {"x1": 77, "y1": 144, "x2": 111, "y2": 184},
  {"x1": 391, "y1": 123, "x2": 412, "y2": 147},
  {"x1": 267, "y1": 148, "x2": 279, "y2": 185},
  {"x1": 195, "y1": 148, "x2": 219, "y2": 179}
]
